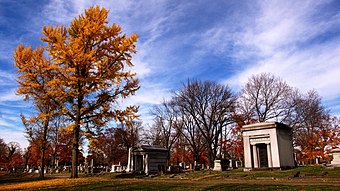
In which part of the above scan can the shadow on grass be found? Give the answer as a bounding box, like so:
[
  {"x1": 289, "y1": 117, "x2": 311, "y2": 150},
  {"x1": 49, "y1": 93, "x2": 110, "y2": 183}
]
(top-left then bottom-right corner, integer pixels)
[
  {"x1": 42, "y1": 181, "x2": 340, "y2": 191},
  {"x1": 202, "y1": 183, "x2": 340, "y2": 191},
  {"x1": 0, "y1": 173, "x2": 55, "y2": 184},
  {"x1": 114, "y1": 173, "x2": 145, "y2": 179}
]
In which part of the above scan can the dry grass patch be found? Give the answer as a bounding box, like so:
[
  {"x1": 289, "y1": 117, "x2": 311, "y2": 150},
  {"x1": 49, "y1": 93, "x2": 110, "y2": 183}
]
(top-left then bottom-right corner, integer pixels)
[{"x1": 0, "y1": 177, "x2": 108, "y2": 190}]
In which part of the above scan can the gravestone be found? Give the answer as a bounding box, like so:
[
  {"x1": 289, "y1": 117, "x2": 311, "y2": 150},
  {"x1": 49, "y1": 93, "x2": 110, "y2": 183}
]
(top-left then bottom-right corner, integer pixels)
[
  {"x1": 110, "y1": 163, "x2": 122, "y2": 173},
  {"x1": 242, "y1": 122, "x2": 295, "y2": 171},
  {"x1": 213, "y1": 160, "x2": 222, "y2": 171}
]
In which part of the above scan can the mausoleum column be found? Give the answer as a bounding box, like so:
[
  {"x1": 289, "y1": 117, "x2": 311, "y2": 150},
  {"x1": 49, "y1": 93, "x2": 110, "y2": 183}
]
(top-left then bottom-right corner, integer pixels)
[
  {"x1": 252, "y1": 145, "x2": 259, "y2": 168},
  {"x1": 126, "y1": 148, "x2": 131, "y2": 172},
  {"x1": 145, "y1": 154, "x2": 149, "y2": 174},
  {"x1": 142, "y1": 155, "x2": 145, "y2": 172},
  {"x1": 267, "y1": 143, "x2": 272, "y2": 168}
]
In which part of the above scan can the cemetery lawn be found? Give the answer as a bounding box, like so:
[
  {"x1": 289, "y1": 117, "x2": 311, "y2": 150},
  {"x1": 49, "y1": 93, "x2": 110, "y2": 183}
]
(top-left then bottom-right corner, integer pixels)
[{"x1": 1, "y1": 166, "x2": 340, "y2": 190}]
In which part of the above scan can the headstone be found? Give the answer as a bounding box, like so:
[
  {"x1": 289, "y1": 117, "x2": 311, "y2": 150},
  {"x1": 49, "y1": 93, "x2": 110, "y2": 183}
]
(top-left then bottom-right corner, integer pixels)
[
  {"x1": 213, "y1": 160, "x2": 222, "y2": 171},
  {"x1": 331, "y1": 148, "x2": 340, "y2": 167},
  {"x1": 110, "y1": 165, "x2": 116, "y2": 172},
  {"x1": 236, "y1": 160, "x2": 243, "y2": 168}
]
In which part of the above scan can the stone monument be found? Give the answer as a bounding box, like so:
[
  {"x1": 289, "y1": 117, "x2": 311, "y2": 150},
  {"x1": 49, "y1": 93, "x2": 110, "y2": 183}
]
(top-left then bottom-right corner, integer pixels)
[
  {"x1": 132, "y1": 145, "x2": 169, "y2": 174},
  {"x1": 242, "y1": 122, "x2": 295, "y2": 171},
  {"x1": 213, "y1": 160, "x2": 222, "y2": 171},
  {"x1": 110, "y1": 162, "x2": 122, "y2": 173},
  {"x1": 331, "y1": 148, "x2": 340, "y2": 167},
  {"x1": 126, "y1": 147, "x2": 133, "y2": 172}
]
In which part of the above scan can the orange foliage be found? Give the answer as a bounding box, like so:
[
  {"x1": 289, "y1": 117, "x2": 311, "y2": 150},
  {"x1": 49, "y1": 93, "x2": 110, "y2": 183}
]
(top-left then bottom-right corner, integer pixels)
[
  {"x1": 297, "y1": 116, "x2": 340, "y2": 163},
  {"x1": 14, "y1": 6, "x2": 139, "y2": 178}
]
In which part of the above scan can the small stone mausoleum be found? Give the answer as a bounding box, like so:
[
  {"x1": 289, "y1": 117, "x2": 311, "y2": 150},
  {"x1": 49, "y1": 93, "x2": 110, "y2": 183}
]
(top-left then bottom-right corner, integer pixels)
[
  {"x1": 242, "y1": 122, "x2": 295, "y2": 171},
  {"x1": 126, "y1": 145, "x2": 169, "y2": 174},
  {"x1": 331, "y1": 148, "x2": 340, "y2": 167}
]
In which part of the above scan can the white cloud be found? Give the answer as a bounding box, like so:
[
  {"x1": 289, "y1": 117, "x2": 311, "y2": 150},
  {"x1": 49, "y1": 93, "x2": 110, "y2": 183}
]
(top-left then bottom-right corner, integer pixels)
[
  {"x1": 240, "y1": 0, "x2": 337, "y2": 56},
  {"x1": 1, "y1": 130, "x2": 28, "y2": 149},
  {"x1": 224, "y1": 0, "x2": 340, "y2": 104},
  {"x1": 131, "y1": 85, "x2": 172, "y2": 105},
  {"x1": 0, "y1": 118, "x2": 14, "y2": 128},
  {"x1": 42, "y1": 0, "x2": 76, "y2": 24},
  {"x1": 0, "y1": 70, "x2": 16, "y2": 85},
  {"x1": 0, "y1": 37, "x2": 20, "y2": 62},
  {"x1": 0, "y1": 88, "x2": 22, "y2": 102}
]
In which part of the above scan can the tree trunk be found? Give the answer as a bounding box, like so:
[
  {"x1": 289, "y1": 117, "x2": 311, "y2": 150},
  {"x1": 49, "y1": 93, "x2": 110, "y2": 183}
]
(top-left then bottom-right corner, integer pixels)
[
  {"x1": 209, "y1": 151, "x2": 214, "y2": 169},
  {"x1": 40, "y1": 146, "x2": 45, "y2": 178},
  {"x1": 40, "y1": 120, "x2": 49, "y2": 178},
  {"x1": 71, "y1": 78, "x2": 82, "y2": 178},
  {"x1": 71, "y1": 121, "x2": 80, "y2": 178}
]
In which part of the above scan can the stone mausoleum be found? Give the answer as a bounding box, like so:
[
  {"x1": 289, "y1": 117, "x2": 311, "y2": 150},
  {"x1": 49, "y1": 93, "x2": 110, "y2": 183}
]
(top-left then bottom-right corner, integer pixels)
[
  {"x1": 126, "y1": 145, "x2": 169, "y2": 174},
  {"x1": 331, "y1": 148, "x2": 340, "y2": 167},
  {"x1": 242, "y1": 122, "x2": 295, "y2": 171}
]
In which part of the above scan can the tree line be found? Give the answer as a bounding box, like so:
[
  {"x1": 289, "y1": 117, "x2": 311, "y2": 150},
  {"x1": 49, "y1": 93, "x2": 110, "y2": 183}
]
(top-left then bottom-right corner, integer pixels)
[
  {"x1": 0, "y1": 139, "x2": 23, "y2": 172},
  {"x1": 148, "y1": 74, "x2": 340, "y2": 168},
  {"x1": 8, "y1": 6, "x2": 340, "y2": 178},
  {"x1": 5, "y1": 73, "x2": 338, "y2": 175}
]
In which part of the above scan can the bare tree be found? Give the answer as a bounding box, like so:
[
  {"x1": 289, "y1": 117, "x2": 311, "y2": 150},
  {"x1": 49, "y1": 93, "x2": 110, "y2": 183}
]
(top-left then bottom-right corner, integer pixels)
[
  {"x1": 175, "y1": 80, "x2": 236, "y2": 167},
  {"x1": 176, "y1": 110, "x2": 206, "y2": 166},
  {"x1": 239, "y1": 73, "x2": 296, "y2": 122},
  {"x1": 6, "y1": 142, "x2": 22, "y2": 171},
  {"x1": 286, "y1": 90, "x2": 331, "y2": 163},
  {"x1": 138, "y1": 125, "x2": 155, "y2": 146},
  {"x1": 151, "y1": 100, "x2": 181, "y2": 150}
]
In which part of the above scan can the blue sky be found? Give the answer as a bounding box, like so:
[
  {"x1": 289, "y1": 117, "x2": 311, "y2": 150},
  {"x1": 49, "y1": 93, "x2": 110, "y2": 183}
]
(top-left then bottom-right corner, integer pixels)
[{"x1": 1, "y1": 0, "x2": 340, "y2": 149}]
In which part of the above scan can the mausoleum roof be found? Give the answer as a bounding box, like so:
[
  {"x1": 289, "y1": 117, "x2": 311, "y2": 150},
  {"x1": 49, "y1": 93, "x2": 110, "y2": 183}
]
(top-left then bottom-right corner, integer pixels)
[
  {"x1": 134, "y1": 145, "x2": 169, "y2": 152},
  {"x1": 242, "y1": 122, "x2": 291, "y2": 132}
]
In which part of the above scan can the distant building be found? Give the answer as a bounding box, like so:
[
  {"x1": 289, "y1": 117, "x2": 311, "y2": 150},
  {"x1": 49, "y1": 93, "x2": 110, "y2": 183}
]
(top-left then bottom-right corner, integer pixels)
[
  {"x1": 242, "y1": 122, "x2": 295, "y2": 171},
  {"x1": 127, "y1": 145, "x2": 169, "y2": 174}
]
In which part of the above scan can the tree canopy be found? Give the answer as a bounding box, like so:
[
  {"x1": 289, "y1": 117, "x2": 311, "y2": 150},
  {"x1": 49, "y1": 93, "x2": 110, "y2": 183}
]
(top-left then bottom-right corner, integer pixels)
[{"x1": 14, "y1": 6, "x2": 139, "y2": 178}]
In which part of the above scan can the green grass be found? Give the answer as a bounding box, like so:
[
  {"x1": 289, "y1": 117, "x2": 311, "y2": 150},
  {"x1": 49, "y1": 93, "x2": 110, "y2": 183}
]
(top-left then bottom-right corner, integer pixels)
[
  {"x1": 41, "y1": 180, "x2": 340, "y2": 191},
  {"x1": 210, "y1": 166, "x2": 340, "y2": 179},
  {"x1": 1, "y1": 166, "x2": 340, "y2": 190}
]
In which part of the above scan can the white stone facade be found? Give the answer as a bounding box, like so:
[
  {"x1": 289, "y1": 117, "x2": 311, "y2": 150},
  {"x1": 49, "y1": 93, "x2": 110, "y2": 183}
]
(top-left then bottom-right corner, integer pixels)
[
  {"x1": 242, "y1": 122, "x2": 295, "y2": 171},
  {"x1": 213, "y1": 160, "x2": 222, "y2": 171},
  {"x1": 331, "y1": 148, "x2": 340, "y2": 167},
  {"x1": 132, "y1": 145, "x2": 169, "y2": 174}
]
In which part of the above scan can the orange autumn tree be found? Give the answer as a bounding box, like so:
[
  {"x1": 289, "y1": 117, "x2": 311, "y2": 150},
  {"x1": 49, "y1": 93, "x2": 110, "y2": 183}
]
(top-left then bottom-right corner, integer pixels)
[
  {"x1": 14, "y1": 6, "x2": 139, "y2": 178},
  {"x1": 15, "y1": 29, "x2": 57, "y2": 178},
  {"x1": 21, "y1": 110, "x2": 55, "y2": 178}
]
